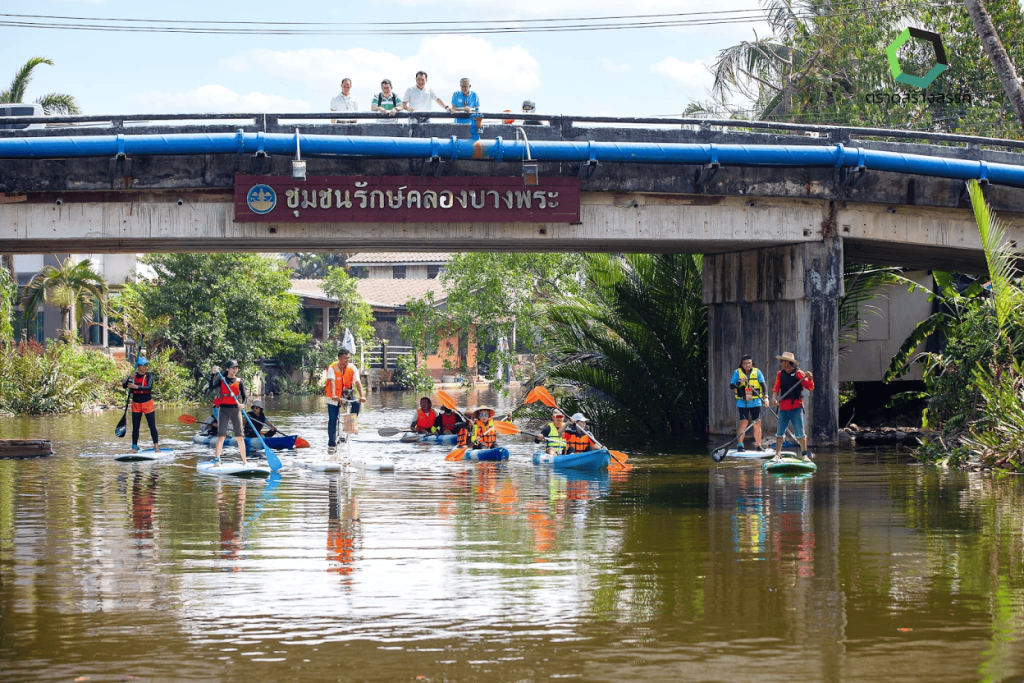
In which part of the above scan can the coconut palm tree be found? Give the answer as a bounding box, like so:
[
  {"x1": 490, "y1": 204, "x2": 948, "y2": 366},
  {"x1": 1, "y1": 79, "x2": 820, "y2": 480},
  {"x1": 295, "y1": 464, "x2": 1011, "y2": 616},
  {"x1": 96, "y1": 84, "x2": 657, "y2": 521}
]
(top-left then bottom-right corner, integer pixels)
[
  {"x1": 1, "y1": 56, "x2": 81, "y2": 115},
  {"x1": 21, "y1": 257, "x2": 108, "y2": 341}
]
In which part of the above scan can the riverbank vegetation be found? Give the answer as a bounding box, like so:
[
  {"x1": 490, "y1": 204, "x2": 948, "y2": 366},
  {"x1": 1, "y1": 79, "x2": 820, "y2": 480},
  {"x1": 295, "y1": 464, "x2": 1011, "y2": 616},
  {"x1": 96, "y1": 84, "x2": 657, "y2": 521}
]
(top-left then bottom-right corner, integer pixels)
[{"x1": 888, "y1": 181, "x2": 1024, "y2": 470}]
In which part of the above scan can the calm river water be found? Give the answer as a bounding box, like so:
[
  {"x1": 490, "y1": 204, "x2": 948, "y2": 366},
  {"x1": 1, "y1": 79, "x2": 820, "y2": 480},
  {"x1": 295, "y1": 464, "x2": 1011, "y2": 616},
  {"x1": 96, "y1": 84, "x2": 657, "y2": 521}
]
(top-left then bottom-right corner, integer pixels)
[{"x1": 2, "y1": 391, "x2": 1024, "y2": 682}]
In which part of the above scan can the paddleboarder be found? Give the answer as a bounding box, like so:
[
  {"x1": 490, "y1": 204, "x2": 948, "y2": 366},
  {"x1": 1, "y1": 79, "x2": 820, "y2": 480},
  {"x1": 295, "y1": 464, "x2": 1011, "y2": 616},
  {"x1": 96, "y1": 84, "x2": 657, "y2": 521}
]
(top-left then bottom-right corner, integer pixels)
[
  {"x1": 325, "y1": 348, "x2": 366, "y2": 454},
  {"x1": 729, "y1": 355, "x2": 770, "y2": 452},
  {"x1": 208, "y1": 360, "x2": 248, "y2": 465},
  {"x1": 771, "y1": 352, "x2": 815, "y2": 461},
  {"x1": 122, "y1": 357, "x2": 159, "y2": 452}
]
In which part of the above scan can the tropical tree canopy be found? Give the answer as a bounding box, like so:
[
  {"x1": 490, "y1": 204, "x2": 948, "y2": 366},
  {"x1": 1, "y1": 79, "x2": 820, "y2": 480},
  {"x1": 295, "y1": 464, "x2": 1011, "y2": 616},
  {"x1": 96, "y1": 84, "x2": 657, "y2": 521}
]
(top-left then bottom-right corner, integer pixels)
[
  {"x1": 321, "y1": 265, "x2": 376, "y2": 346},
  {"x1": 705, "y1": 0, "x2": 1024, "y2": 137},
  {"x1": 537, "y1": 253, "x2": 708, "y2": 438},
  {"x1": 135, "y1": 253, "x2": 306, "y2": 378},
  {"x1": 1, "y1": 56, "x2": 82, "y2": 115},
  {"x1": 20, "y1": 257, "x2": 108, "y2": 338}
]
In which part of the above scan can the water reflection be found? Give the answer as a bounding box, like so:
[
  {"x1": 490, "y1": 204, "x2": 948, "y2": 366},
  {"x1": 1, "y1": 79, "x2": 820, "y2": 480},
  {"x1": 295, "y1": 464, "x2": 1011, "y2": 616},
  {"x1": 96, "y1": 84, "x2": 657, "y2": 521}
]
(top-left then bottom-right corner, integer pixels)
[{"x1": 1, "y1": 395, "x2": 1024, "y2": 681}]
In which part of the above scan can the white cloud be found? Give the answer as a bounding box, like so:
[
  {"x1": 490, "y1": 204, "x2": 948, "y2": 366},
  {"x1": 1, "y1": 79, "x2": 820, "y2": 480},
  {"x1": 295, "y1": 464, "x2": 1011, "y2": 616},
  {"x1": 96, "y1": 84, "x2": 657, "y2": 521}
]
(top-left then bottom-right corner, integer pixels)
[
  {"x1": 220, "y1": 36, "x2": 541, "y2": 111},
  {"x1": 600, "y1": 59, "x2": 633, "y2": 75},
  {"x1": 651, "y1": 57, "x2": 710, "y2": 89},
  {"x1": 128, "y1": 85, "x2": 309, "y2": 114}
]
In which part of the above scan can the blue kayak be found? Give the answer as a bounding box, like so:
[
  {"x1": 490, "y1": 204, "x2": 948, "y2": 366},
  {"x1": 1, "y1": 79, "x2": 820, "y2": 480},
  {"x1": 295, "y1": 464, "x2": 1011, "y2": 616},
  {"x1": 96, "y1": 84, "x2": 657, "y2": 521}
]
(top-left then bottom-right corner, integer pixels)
[
  {"x1": 192, "y1": 433, "x2": 298, "y2": 450},
  {"x1": 416, "y1": 433, "x2": 459, "y2": 446},
  {"x1": 532, "y1": 449, "x2": 611, "y2": 470},
  {"x1": 460, "y1": 447, "x2": 509, "y2": 462}
]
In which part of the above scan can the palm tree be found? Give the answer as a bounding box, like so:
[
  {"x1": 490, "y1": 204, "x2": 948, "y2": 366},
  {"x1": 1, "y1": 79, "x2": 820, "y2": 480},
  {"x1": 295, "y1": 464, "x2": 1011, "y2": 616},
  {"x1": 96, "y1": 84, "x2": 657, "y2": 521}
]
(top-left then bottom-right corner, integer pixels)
[
  {"x1": 21, "y1": 257, "x2": 108, "y2": 341},
  {"x1": 1, "y1": 56, "x2": 81, "y2": 115},
  {"x1": 537, "y1": 253, "x2": 708, "y2": 438}
]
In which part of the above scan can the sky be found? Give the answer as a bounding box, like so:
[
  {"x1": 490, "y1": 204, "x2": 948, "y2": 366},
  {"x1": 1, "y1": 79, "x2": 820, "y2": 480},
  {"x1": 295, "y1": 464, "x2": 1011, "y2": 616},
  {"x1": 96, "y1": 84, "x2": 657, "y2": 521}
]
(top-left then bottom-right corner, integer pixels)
[{"x1": 1, "y1": 0, "x2": 771, "y2": 119}]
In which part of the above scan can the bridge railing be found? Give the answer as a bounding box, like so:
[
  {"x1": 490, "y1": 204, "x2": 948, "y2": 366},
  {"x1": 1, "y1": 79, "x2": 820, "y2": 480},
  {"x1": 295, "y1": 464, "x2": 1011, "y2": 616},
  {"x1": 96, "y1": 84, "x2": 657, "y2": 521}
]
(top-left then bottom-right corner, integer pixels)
[{"x1": 2, "y1": 111, "x2": 1023, "y2": 154}]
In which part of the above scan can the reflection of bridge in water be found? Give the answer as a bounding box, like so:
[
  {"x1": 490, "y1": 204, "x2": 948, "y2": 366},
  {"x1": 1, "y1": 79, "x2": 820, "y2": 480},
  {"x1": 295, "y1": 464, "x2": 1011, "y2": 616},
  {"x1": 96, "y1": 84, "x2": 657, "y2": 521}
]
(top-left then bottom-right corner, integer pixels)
[{"x1": 5, "y1": 113, "x2": 1024, "y2": 443}]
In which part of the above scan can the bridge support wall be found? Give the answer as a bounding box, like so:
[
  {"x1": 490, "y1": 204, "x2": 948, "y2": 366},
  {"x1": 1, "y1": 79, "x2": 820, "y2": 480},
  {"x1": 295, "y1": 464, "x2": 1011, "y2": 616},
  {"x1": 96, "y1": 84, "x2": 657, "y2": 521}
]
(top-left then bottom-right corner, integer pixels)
[{"x1": 703, "y1": 238, "x2": 842, "y2": 446}]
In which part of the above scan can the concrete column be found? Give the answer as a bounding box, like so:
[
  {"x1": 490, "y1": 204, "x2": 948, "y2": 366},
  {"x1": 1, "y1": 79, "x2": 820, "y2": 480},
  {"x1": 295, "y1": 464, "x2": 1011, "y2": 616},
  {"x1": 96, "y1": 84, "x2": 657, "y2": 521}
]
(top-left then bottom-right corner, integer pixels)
[
  {"x1": 102, "y1": 312, "x2": 109, "y2": 347},
  {"x1": 703, "y1": 238, "x2": 842, "y2": 446},
  {"x1": 322, "y1": 306, "x2": 330, "y2": 342}
]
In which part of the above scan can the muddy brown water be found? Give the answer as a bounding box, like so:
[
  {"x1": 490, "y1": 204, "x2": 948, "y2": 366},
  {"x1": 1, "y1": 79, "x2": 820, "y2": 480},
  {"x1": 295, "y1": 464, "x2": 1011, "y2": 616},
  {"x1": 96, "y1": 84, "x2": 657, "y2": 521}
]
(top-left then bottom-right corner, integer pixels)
[{"x1": 2, "y1": 392, "x2": 1023, "y2": 682}]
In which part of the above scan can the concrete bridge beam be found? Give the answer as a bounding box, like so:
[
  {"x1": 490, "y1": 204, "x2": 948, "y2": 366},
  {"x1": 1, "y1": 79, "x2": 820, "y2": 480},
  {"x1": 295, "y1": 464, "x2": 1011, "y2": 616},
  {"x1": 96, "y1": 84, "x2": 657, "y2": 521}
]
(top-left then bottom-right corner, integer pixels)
[{"x1": 704, "y1": 238, "x2": 843, "y2": 446}]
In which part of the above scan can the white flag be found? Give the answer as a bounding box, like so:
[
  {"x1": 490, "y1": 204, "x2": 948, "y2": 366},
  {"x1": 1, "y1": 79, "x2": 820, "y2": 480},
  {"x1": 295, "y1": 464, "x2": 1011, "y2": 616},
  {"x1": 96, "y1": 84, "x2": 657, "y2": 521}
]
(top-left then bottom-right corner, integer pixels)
[{"x1": 342, "y1": 328, "x2": 355, "y2": 354}]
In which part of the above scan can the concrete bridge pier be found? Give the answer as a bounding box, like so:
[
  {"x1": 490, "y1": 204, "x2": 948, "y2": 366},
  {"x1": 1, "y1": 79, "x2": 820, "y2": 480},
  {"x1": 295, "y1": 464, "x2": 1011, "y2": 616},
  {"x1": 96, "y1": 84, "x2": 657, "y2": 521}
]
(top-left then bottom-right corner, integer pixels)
[{"x1": 703, "y1": 238, "x2": 842, "y2": 446}]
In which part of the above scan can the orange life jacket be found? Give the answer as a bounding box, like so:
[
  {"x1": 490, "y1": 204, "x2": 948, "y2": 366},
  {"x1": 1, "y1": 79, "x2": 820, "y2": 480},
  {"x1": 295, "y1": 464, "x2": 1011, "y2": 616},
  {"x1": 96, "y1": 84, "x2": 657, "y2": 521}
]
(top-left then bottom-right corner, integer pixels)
[
  {"x1": 324, "y1": 362, "x2": 355, "y2": 399},
  {"x1": 472, "y1": 419, "x2": 497, "y2": 448},
  {"x1": 457, "y1": 427, "x2": 470, "y2": 447},
  {"x1": 564, "y1": 429, "x2": 593, "y2": 454},
  {"x1": 213, "y1": 378, "x2": 240, "y2": 406},
  {"x1": 416, "y1": 409, "x2": 438, "y2": 431}
]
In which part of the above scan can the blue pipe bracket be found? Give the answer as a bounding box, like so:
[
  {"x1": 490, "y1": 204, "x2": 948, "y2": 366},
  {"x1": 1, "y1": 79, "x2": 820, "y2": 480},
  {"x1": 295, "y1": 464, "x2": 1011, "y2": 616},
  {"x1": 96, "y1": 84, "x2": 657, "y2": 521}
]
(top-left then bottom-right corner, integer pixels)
[{"x1": 2, "y1": 132, "x2": 1023, "y2": 188}]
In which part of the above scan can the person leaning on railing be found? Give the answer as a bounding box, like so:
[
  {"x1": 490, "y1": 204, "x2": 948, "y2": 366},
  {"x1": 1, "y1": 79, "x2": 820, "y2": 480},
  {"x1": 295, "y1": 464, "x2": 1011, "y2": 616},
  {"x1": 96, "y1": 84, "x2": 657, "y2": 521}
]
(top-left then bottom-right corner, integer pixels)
[
  {"x1": 330, "y1": 77, "x2": 358, "y2": 124},
  {"x1": 451, "y1": 78, "x2": 480, "y2": 124}
]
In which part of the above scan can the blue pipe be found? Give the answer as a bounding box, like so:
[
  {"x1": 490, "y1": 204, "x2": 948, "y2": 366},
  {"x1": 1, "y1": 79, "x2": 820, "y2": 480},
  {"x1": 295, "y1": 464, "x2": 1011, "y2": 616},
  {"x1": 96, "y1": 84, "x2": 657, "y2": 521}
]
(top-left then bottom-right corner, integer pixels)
[{"x1": 1, "y1": 130, "x2": 1020, "y2": 187}]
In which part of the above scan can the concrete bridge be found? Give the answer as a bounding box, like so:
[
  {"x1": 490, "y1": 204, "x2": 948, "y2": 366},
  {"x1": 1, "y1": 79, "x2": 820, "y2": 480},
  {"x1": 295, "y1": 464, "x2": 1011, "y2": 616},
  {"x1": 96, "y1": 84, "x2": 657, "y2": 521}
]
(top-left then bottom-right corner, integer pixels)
[{"x1": 4, "y1": 112, "x2": 1024, "y2": 444}]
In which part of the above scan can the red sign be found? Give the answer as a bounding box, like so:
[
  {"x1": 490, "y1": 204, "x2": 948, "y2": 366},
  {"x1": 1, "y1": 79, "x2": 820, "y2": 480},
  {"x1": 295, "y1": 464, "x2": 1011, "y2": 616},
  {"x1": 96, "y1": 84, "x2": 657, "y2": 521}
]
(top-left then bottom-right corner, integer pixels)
[{"x1": 234, "y1": 175, "x2": 580, "y2": 223}]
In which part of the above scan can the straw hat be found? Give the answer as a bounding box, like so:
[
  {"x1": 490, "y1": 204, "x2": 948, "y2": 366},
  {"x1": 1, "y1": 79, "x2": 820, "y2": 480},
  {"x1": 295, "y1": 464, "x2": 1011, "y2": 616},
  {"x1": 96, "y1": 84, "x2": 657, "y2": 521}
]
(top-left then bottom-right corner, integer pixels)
[
  {"x1": 474, "y1": 405, "x2": 495, "y2": 416},
  {"x1": 776, "y1": 351, "x2": 799, "y2": 365}
]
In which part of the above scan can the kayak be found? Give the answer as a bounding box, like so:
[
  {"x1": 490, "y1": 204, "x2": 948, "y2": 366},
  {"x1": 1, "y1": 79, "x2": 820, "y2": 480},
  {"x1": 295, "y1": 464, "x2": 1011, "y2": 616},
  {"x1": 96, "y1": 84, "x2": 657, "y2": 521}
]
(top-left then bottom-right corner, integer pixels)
[
  {"x1": 192, "y1": 433, "x2": 299, "y2": 450},
  {"x1": 196, "y1": 460, "x2": 272, "y2": 477},
  {"x1": 532, "y1": 449, "x2": 611, "y2": 470},
  {"x1": 724, "y1": 448, "x2": 774, "y2": 460},
  {"x1": 417, "y1": 433, "x2": 459, "y2": 446},
  {"x1": 114, "y1": 449, "x2": 176, "y2": 462},
  {"x1": 455, "y1": 447, "x2": 509, "y2": 462},
  {"x1": 763, "y1": 454, "x2": 817, "y2": 474}
]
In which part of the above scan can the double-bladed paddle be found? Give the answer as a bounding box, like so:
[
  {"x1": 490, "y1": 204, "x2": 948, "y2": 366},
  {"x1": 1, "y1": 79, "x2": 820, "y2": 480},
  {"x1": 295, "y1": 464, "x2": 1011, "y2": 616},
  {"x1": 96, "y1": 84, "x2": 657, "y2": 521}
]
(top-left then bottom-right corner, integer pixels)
[
  {"x1": 525, "y1": 386, "x2": 632, "y2": 471},
  {"x1": 444, "y1": 420, "x2": 519, "y2": 461}
]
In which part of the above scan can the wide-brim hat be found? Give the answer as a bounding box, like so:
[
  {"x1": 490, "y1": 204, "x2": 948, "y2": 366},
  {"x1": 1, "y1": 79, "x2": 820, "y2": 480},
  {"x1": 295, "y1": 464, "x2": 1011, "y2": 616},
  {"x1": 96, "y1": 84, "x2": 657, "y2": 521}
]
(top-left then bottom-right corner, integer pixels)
[
  {"x1": 474, "y1": 405, "x2": 495, "y2": 415},
  {"x1": 776, "y1": 351, "x2": 799, "y2": 365}
]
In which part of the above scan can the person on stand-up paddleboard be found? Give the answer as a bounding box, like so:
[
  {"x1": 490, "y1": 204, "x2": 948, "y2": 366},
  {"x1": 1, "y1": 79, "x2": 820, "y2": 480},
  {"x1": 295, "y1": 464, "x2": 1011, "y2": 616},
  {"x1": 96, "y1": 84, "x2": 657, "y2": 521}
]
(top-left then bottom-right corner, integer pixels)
[
  {"x1": 563, "y1": 413, "x2": 597, "y2": 453},
  {"x1": 535, "y1": 409, "x2": 568, "y2": 455},
  {"x1": 325, "y1": 348, "x2": 365, "y2": 454},
  {"x1": 470, "y1": 406, "x2": 498, "y2": 449},
  {"x1": 122, "y1": 357, "x2": 159, "y2": 452},
  {"x1": 771, "y1": 352, "x2": 815, "y2": 461},
  {"x1": 208, "y1": 360, "x2": 248, "y2": 465},
  {"x1": 243, "y1": 400, "x2": 278, "y2": 439},
  {"x1": 410, "y1": 397, "x2": 440, "y2": 434},
  {"x1": 729, "y1": 355, "x2": 770, "y2": 452}
]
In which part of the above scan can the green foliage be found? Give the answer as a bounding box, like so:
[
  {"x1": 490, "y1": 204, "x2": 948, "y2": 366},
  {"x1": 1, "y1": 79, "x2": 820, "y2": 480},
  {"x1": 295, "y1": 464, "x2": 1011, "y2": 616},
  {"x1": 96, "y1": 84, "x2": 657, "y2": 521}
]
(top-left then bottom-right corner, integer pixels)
[
  {"x1": 839, "y1": 263, "x2": 920, "y2": 350},
  {"x1": 393, "y1": 352, "x2": 434, "y2": 392},
  {"x1": 142, "y1": 348, "x2": 204, "y2": 404},
  {"x1": 708, "y1": 0, "x2": 1024, "y2": 138},
  {"x1": 399, "y1": 253, "x2": 584, "y2": 383},
  {"x1": 137, "y1": 253, "x2": 307, "y2": 379},
  {"x1": 537, "y1": 253, "x2": 707, "y2": 437},
  {"x1": 0, "y1": 265, "x2": 15, "y2": 343},
  {"x1": 321, "y1": 266, "x2": 376, "y2": 346},
  {"x1": 1, "y1": 56, "x2": 81, "y2": 114},
  {"x1": 20, "y1": 256, "x2": 108, "y2": 339},
  {"x1": 285, "y1": 253, "x2": 350, "y2": 279},
  {"x1": 0, "y1": 341, "x2": 120, "y2": 414}
]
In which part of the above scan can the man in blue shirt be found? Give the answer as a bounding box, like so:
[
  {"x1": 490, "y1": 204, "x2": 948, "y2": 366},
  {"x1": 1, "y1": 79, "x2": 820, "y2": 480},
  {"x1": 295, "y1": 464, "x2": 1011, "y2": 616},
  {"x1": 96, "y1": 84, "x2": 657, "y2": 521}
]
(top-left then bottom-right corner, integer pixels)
[
  {"x1": 729, "y1": 355, "x2": 771, "y2": 451},
  {"x1": 451, "y1": 78, "x2": 480, "y2": 124}
]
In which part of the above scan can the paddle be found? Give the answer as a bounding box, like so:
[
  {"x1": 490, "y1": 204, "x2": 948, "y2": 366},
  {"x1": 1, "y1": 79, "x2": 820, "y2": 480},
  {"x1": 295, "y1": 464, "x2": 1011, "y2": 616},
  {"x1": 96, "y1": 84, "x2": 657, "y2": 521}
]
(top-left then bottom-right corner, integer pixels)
[
  {"x1": 443, "y1": 420, "x2": 519, "y2": 461},
  {"x1": 711, "y1": 373, "x2": 804, "y2": 462},
  {"x1": 526, "y1": 386, "x2": 632, "y2": 471},
  {"x1": 114, "y1": 390, "x2": 131, "y2": 438},
  {"x1": 214, "y1": 369, "x2": 282, "y2": 472},
  {"x1": 180, "y1": 412, "x2": 310, "y2": 448}
]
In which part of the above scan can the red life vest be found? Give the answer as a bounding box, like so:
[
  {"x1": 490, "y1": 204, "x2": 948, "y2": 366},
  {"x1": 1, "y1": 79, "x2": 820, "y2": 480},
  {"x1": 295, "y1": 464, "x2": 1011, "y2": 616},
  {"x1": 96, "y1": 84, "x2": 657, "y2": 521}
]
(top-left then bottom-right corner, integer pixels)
[
  {"x1": 213, "y1": 378, "x2": 240, "y2": 406},
  {"x1": 416, "y1": 409, "x2": 438, "y2": 430},
  {"x1": 441, "y1": 412, "x2": 458, "y2": 431},
  {"x1": 131, "y1": 372, "x2": 153, "y2": 403}
]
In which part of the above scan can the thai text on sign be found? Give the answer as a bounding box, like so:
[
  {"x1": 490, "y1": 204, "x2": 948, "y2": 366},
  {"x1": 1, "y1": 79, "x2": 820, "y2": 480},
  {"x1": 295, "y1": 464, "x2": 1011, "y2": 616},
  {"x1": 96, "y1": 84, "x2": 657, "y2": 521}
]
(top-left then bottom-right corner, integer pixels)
[{"x1": 234, "y1": 175, "x2": 581, "y2": 223}]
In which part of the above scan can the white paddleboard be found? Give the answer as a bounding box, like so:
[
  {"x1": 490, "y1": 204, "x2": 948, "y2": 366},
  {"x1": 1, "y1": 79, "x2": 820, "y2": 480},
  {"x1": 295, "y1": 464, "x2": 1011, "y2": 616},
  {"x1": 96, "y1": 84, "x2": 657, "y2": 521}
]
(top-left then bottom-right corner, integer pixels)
[
  {"x1": 196, "y1": 460, "x2": 272, "y2": 477},
  {"x1": 294, "y1": 458, "x2": 344, "y2": 472},
  {"x1": 350, "y1": 458, "x2": 396, "y2": 472},
  {"x1": 114, "y1": 449, "x2": 176, "y2": 462},
  {"x1": 725, "y1": 449, "x2": 775, "y2": 459}
]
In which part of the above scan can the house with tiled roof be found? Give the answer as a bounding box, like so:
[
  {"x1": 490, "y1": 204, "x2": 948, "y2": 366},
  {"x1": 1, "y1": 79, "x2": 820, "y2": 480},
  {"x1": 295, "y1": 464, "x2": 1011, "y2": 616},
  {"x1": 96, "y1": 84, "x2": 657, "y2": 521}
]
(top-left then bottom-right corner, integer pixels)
[{"x1": 346, "y1": 252, "x2": 450, "y2": 280}]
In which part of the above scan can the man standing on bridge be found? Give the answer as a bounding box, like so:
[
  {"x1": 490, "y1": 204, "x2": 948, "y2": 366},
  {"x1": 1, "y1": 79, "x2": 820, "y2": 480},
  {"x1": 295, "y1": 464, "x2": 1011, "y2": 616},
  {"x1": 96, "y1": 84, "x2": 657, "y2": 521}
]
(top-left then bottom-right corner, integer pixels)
[
  {"x1": 772, "y1": 352, "x2": 814, "y2": 461},
  {"x1": 330, "y1": 78, "x2": 358, "y2": 124}
]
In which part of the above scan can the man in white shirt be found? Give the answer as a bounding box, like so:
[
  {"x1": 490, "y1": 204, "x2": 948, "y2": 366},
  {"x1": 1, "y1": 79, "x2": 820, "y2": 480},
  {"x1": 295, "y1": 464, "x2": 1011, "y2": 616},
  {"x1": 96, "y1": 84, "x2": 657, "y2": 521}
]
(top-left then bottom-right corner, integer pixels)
[
  {"x1": 402, "y1": 71, "x2": 451, "y2": 115},
  {"x1": 330, "y1": 78, "x2": 358, "y2": 123}
]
